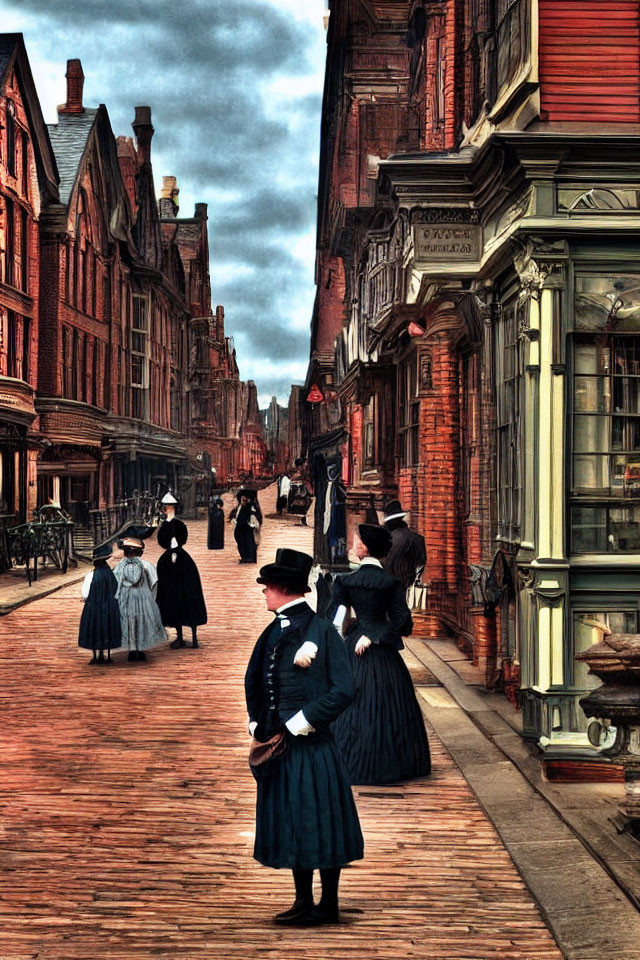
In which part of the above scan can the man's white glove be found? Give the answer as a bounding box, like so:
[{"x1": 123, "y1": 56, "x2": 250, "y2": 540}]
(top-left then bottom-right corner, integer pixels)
[
  {"x1": 248, "y1": 720, "x2": 258, "y2": 738},
  {"x1": 294, "y1": 641, "x2": 318, "y2": 669},
  {"x1": 285, "y1": 710, "x2": 315, "y2": 736}
]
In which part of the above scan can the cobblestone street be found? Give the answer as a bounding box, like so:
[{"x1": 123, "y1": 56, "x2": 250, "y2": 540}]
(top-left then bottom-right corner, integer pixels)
[{"x1": 0, "y1": 486, "x2": 562, "y2": 959}]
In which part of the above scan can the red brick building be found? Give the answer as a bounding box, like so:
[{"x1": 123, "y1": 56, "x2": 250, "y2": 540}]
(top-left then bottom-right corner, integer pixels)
[
  {"x1": 0, "y1": 40, "x2": 267, "y2": 561},
  {"x1": 159, "y1": 180, "x2": 267, "y2": 490},
  {"x1": 304, "y1": 0, "x2": 640, "y2": 765},
  {"x1": 0, "y1": 35, "x2": 58, "y2": 566}
]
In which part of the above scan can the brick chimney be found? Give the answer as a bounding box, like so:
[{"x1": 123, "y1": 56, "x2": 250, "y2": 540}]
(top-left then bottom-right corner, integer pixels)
[
  {"x1": 195, "y1": 203, "x2": 207, "y2": 220},
  {"x1": 215, "y1": 305, "x2": 225, "y2": 340},
  {"x1": 159, "y1": 175, "x2": 179, "y2": 218},
  {"x1": 132, "y1": 106, "x2": 154, "y2": 165},
  {"x1": 58, "y1": 59, "x2": 85, "y2": 115}
]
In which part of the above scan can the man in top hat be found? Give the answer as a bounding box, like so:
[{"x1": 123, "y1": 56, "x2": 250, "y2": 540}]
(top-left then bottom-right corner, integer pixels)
[
  {"x1": 245, "y1": 548, "x2": 364, "y2": 926},
  {"x1": 382, "y1": 500, "x2": 426, "y2": 591}
]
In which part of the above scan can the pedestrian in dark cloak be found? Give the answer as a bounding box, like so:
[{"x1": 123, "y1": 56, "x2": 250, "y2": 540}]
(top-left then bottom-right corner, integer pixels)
[
  {"x1": 156, "y1": 493, "x2": 208, "y2": 649},
  {"x1": 113, "y1": 534, "x2": 167, "y2": 661},
  {"x1": 230, "y1": 490, "x2": 260, "y2": 563},
  {"x1": 245, "y1": 548, "x2": 364, "y2": 926},
  {"x1": 382, "y1": 499, "x2": 426, "y2": 591},
  {"x1": 78, "y1": 542, "x2": 121, "y2": 665},
  {"x1": 329, "y1": 523, "x2": 431, "y2": 785},
  {"x1": 207, "y1": 496, "x2": 225, "y2": 550}
]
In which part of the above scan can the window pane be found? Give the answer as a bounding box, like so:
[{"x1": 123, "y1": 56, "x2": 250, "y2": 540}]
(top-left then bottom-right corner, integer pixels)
[
  {"x1": 573, "y1": 415, "x2": 609, "y2": 452},
  {"x1": 614, "y1": 338, "x2": 640, "y2": 375},
  {"x1": 571, "y1": 506, "x2": 607, "y2": 553},
  {"x1": 574, "y1": 341, "x2": 608, "y2": 375},
  {"x1": 609, "y1": 506, "x2": 640, "y2": 551},
  {"x1": 575, "y1": 376, "x2": 609, "y2": 413},
  {"x1": 573, "y1": 454, "x2": 610, "y2": 493},
  {"x1": 612, "y1": 416, "x2": 640, "y2": 452},
  {"x1": 575, "y1": 275, "x2": 640, "y2": 332},
  {"x1": 131, "y1": 354, "x2": 144, "y2": 386}
]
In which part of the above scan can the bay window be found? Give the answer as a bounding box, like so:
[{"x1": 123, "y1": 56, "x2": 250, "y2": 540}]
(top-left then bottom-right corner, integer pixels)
[{"x1": 571, "y1": 274, "x2": 640, "y2": 553}]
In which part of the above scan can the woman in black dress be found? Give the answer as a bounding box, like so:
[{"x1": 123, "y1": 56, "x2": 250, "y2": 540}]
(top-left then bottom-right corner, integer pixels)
[
  {"x1": 230, "y1": 490, "x2": 260, "y2": 563},
  {"x1": 207, "y1": 497, "x2": 225, "y2": 550},
  {"x1": 156, "y1": 493, "x2": 207, "y2": 649},
  {"x1": 330, "y1": 523, "x2": 430, "y2": 785},
  {"x1": 78, "y1": 542, "x2": 121, "y2": 664}
]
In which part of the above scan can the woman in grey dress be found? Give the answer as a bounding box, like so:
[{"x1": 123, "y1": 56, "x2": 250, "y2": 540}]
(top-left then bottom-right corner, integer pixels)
[{"x1": 113, "y1": 535, "x2": 167, "y2": 661}]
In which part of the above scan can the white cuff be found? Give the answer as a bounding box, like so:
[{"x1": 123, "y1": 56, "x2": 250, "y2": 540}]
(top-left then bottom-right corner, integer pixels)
[
  {"x1": 248, "y1": 720, "x2": 258, "y2": 737},
  {"x1": 294, "y1": 641, "x2": 318, "y2": 666},
  {"x1": 332, "y1": 604, "x2": 347, "y2": 629},
  {"x1": 285, "y1": 710, "x2": 315, "y2": 736}
]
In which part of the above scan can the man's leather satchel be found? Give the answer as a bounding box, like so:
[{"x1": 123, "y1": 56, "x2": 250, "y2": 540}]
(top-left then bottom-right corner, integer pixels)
[{"x1": 248, "y1": 731, "x2": 287, "y2": 780}]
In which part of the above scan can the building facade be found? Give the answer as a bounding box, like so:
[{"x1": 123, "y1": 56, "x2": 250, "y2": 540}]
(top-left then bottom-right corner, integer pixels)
[
  {"x1": 305, "y1": 0, "x2": 640, "y2": 770},
  {"x1": 1, "y1": 39, "x2": 267, "y2": 562},
  {"x1": 0, "y1": 36, "x2": 58, "y2": 567}
]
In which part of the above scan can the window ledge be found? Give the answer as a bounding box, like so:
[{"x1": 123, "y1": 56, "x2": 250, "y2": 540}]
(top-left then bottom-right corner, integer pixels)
[{"x1": 570, "y1": 554, "x2": 640, "y2": 566}]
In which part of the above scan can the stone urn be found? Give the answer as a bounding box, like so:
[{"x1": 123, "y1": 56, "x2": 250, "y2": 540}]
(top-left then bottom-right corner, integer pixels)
[{"x1": 576, "y1": 625, "x2": 640, "y2": 832}]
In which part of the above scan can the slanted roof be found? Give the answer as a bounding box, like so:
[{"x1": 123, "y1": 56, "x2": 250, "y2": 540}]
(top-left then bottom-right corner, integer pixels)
[
  {"x1": 47, "y1": 108, "x2": 98, "y2": 205},
  {"x1": 0, "y1": 33, "x2": 59, "y2": 203}
]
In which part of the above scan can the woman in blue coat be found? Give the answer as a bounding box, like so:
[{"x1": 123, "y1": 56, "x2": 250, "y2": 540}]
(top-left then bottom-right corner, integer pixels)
[
  {"x1": 245, "y1": 548, "x2": 364, "y2": 927},
  {"x1": 330, "y1": 523, "x2": 431, "y2": 785}
]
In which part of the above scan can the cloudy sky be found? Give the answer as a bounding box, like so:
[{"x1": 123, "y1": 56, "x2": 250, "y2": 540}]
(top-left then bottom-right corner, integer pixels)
[{"x1": 3, "y1": 0, "x2": 327, "y2": 405}]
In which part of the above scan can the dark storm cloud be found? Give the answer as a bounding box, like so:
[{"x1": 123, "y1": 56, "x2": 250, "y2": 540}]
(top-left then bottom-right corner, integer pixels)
[{"x1": 10, "y1": 0, "x2": 323, "y2": 400}]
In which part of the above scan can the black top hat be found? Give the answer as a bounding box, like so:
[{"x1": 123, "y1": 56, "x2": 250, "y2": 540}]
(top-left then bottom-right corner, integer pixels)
[
  {"x1": 237, "y1": 488, "x2": 256, "y2": 501},
  {"x1": 92, "y1": 541, "x2": 114, "y2": 561},
  {"x1": 383, "y1": 499, "x2": 407, "y2": 521},
  {"x1": 358, "y1": 523, "x2": 392, "y2": 559},
  {"x1": 257, "y1": 548, "x2": 313, "y2": 592}
]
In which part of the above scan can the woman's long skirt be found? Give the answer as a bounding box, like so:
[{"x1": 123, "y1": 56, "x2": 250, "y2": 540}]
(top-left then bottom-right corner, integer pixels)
[
  {"x1": 78, "y1": 599, "x2": 122, "y2": 651},
  {"x1": 234, "y1": 522, "x2": 257, "y2": 563},
  {"x1": 333, "y1": 636, "x2": 431, "y2": 785},
  {"x1": 118, "y1": 586, "x2": 167, "y2": 651},
  {"x1": 156, "y1": 549, "x2": 207, "y2": 627},
  {"x1": 254, "y1": 735, "x2": 364, "y2": 870}
]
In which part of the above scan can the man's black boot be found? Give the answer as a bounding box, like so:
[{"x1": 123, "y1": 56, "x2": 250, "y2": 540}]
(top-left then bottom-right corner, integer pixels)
[{"x1": 273, "y1": 898, "x2": 314, "y2": 925}]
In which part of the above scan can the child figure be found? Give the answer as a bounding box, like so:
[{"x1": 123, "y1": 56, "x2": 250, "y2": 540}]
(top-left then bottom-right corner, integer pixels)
[
  {"x1": 113, "y1": 533, "x2": 167, "y2": 661},
  {"x1": 78, "y1": 542, "x2": 122, "y2": 665}
]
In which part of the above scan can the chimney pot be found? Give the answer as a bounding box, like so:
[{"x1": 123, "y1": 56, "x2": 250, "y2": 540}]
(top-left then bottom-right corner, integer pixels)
[
  {"x1": 159, "y1": 175, "x2": 179, "y2": 218},
  {"x1": 195, "y1": 203, "x2": 208, "y2": 220},
  {"x1": 132, "y1": 106, "x2": 154, "y2": 165},
  {"x1": 59, "y1": 59, "x2": 84, "y2": 115}
]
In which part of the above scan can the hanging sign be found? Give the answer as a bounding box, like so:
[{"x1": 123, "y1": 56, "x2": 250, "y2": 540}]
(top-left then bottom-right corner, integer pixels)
[
  {"x1": 307, "y1": 384, "x2": 324, "y2": 403},
  {"x1": 408, "y1": 321, "x2": 426, "y2": 337}
]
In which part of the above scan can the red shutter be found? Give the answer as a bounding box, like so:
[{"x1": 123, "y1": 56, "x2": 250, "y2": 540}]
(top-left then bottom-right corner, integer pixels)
[{"x1": 539, "y1": 0, "x2": 640, "y2": 122}]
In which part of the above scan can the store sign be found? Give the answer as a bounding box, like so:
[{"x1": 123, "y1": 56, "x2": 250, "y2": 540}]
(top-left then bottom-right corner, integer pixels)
[
  {"x1": 414, "y1": 222, "x2": 481, "y2": 263},
  {"x1": 307, "y1": 384, "x2": 324, "y2": 403}
]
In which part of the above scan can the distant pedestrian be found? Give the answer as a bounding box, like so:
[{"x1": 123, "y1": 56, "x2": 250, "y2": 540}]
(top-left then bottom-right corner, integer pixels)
[
  {"x1": 230, "y1": 490, "x2": 260, "y2": 564},
  {"x1": 245, "y1": 548, "x2": 364, "y2": 926},
  {"x1": 156, "y1": 493, "x2": 207, "y2": 649},
  {"x1": 207, "y1": 496, "x2": 225, "y2": 550},
  {"x1": 113, "y1": 533, "x2": 166, "y2": 661},
  {"x1": 276, "y1": 474, "x2": 291, "y2": 515},
  {"x1": 78, "y1": 542, "x2": 121, "y2": 665},
  {"x1": 330, "y1": 523, "x2": 431, "y2": 785},
  {"x1": 382, "y1": 499, "x2": 426, "y2": 591}
]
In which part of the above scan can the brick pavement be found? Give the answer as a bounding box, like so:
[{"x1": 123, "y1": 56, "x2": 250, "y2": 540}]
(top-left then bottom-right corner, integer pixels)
[{"x1": 0, "y1": 485, "x2": 562, "y2": 959}]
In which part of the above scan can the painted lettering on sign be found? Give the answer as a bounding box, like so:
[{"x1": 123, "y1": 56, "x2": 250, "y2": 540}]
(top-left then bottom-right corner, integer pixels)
[{"x1": 414, "y1": 224, "x2": 481, "y2": 263}]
